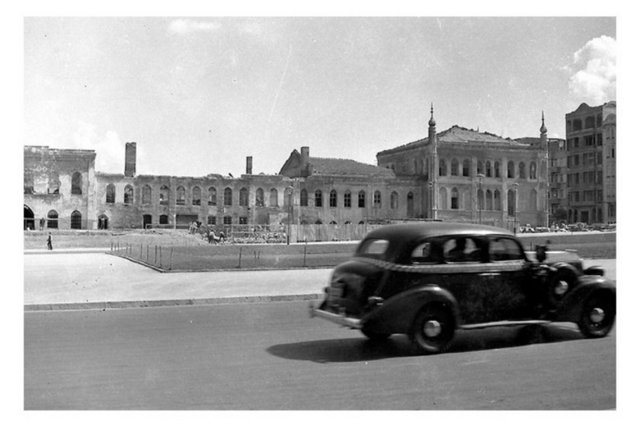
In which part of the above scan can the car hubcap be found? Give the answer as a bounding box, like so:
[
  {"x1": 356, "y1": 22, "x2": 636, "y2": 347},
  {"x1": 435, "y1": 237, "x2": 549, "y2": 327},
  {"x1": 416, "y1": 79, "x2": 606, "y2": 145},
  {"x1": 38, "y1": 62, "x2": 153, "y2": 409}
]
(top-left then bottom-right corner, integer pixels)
[
  {"x1": 589, "y1": 307, "x2": 605, "y2": 324},
  {"x1": 424, "y1": 320, "x2": 442, "y2": 338}
]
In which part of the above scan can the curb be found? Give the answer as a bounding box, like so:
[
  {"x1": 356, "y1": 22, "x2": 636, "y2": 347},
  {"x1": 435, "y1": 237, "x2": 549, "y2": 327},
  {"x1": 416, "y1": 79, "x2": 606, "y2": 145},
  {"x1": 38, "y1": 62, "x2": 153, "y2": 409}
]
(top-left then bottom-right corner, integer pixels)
[{"x1": 24, "y1": 293, "x2": 323, "y2": 312}]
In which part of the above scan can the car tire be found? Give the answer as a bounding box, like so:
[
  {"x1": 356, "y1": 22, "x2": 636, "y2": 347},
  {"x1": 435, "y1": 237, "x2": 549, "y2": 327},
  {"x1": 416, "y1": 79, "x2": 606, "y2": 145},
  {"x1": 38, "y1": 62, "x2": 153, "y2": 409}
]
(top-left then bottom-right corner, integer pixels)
[
  {"x1": 361, "y1": 328, "x2": 391, "y2": 342},
  {"x1": 578, "y1": 291, "x2": 615, "y2": 338},
  {"x1": 410, "y1": 304, "x2": 455, "y2": 354}
]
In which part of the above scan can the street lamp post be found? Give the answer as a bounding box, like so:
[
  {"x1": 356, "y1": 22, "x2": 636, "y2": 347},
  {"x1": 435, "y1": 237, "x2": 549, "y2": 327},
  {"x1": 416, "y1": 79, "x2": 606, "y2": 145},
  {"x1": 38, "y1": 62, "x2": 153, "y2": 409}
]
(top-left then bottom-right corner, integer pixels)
[{"x1": 510, "y1": 183, "x2": 519, "y2": 234}]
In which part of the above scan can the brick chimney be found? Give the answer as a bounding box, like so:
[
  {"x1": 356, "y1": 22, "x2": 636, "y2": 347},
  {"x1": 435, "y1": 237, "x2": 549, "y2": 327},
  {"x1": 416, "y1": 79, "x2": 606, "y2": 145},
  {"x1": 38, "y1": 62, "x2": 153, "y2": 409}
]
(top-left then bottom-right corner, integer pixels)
[
  {"x1": 124, "y1": 142, "x2": 136, "y2": 177},
  {"x1": 246, "y1": 156, "x2": 253, "y2": 175}
]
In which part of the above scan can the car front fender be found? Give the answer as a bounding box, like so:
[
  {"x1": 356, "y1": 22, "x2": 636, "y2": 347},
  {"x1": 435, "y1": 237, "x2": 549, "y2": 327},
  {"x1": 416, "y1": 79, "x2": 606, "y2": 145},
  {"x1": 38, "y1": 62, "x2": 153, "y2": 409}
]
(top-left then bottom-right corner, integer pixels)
[
  {"x1": 553, "y1": 275, "x2": 616, "y2": 322},
  {"x1": 361, "y1": 285, "x2": 460, "y2": 335}
]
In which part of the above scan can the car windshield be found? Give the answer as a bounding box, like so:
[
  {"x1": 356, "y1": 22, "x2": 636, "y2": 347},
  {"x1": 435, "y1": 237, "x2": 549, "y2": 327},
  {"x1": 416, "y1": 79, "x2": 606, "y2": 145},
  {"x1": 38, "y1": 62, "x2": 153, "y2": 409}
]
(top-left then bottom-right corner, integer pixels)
[{"x1": 356, "y1": 238, "x2": 390, "y2": 259}]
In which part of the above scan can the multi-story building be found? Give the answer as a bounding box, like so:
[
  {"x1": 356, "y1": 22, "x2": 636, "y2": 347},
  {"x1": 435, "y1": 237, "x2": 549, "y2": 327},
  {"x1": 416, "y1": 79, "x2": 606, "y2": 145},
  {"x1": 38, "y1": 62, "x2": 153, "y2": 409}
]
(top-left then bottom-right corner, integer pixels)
[
  {"x1": 565, "y1": 101, "x2": 616, "y2": 224},
  {"x1": 24, "y1": 105, "x2": 552, "y2": 235},
  {"x1": 377, "y1": 107, "x2": 550, "y2": 230}
]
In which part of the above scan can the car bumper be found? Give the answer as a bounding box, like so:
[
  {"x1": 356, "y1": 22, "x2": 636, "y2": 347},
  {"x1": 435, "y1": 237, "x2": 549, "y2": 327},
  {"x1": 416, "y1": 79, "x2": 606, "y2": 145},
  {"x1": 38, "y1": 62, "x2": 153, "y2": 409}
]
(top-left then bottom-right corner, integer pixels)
[{"x1": 308, "y1": 301, "x2": 362, "y2": 329}]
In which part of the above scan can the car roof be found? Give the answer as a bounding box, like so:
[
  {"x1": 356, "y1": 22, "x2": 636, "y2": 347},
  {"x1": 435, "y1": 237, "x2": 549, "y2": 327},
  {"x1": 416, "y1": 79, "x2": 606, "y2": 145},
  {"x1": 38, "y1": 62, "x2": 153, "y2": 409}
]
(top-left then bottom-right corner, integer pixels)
[
  {"x1": 363, "y1": 222, "x2": 512, "y2": 242},
  {"x1": 358, "y1": 222, "x2": 516, "y2": 260}
]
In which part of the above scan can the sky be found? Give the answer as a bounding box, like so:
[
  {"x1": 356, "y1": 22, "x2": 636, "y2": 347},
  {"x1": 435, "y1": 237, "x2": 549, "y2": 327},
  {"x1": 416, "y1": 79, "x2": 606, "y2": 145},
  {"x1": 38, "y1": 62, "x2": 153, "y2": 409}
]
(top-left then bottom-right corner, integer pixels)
[{"x1": 24, "y1": 16, "x2": 616, "y2": 178}]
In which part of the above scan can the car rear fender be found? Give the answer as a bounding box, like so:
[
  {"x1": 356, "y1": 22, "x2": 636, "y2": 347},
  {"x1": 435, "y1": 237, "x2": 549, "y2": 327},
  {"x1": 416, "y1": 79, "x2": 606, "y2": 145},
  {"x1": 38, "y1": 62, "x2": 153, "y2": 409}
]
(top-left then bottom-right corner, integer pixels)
[
  {"x1": 361, "y1": 285, "x2": 459, "y2": 335},
  {"x1": 553, "y1": 275, "x2": 616, "y2": 322}
]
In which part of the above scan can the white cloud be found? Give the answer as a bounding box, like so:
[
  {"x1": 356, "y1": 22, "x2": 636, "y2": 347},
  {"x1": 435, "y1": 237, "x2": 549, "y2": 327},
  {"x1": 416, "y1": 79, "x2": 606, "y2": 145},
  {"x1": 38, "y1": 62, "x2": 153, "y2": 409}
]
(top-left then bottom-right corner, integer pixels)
[
  {"x1": 168, "y1": 19, "x2": 221, "y2": 35},
  {"x1": 70, "y1": 122, "x2": 127, "y2": 174},
  {"x1": 567, "y1": 35, "x2": 616, "y2": 105}
]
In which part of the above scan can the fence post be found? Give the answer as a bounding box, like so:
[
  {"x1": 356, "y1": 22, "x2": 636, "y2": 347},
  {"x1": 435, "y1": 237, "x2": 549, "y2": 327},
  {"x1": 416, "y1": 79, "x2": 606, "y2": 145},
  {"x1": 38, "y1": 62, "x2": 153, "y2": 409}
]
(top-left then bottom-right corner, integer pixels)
[
  {"x1": 169, "y1": 247, "x2": 173, "y2": 270},
  {"x1": 159, "y1": 246, "x2": 162, "y2": 267},
  {"x1": 238, "y1": 246, "x2": 243, "y2": 269},
  {"x1": 155, "y1": 245, "x2": 158, "y2": 265},
  {"x1": 140, "y1": 244, "x2": 143, "y2": 258},
  {"x1": 146, "y1": 245, "x2": 149, "y2": 262}
]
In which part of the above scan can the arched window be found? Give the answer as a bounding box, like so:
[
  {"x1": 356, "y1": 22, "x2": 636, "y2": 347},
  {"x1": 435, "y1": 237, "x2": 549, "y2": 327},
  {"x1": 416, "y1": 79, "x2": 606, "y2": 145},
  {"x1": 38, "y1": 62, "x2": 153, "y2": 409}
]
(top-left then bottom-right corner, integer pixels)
[
  {"x1": 106, "y1": 184, "x2": 116, "y2": 204},
  {"x1": 486, "y1": 189, "x2": 493, "y2": 210},
  {"x1": 451, "y1": 188, "x2": 460, "y2": 210},
  {"x1": 485, "y1": 161, "x2": 492, "y2": 178},
  {"x1": 270, "y1": 188, "x2": 278, "y2": 207},
  {"x1": 142, "y1": 185, "x2": 152, "y2": 205},
  {"x1": 518, "y1": 162, "x2": 526, "y2": 179},
  {"x1": 462, "y1": 159, "x2": 470, "y2": 177},
  {"x1": 494, "y1": 161, "x2": 501, "y2": 178},
  {"x1": 176, "y1": 186, "x2": 186, "y2": 205},
  {"x1": 70, "y1": 210, "x2": 82, "y2": 229},
  {"x1": 159, "y1": 185, "x2": 170, "y2": 205},
  {"x1": 192, "y1": 186, "x2": 201, "y2": 206},
  {"x1": 507, "y1": 190, "x2": 516, "y2": 216},
  {"x1": 314, "y1": 190, "x2": 323, "y2": 207},
  {"x1": 451, "y1": 158, "x2": 459, "y2": 176},
  {"x1": 159, "y1": 214, "x2": 169, "y2": 225},
  {"x1": 71, "y1": 172, "x2": 82, "y2": 195},
  {"x1": 329, "y1": 190, "x2": 337, "y2": 207},
  {"x1": 255, "y1": 188, "x2": 264, "y2": 207},
  {"x1": 358, "y1": 190, "x2": 366, "y2": 208},
  {"x1": 300, "y1": 189, "x2": 308, "y2": 207},
  {"x1": 390, "y1": 191, "x2": 398, "y2": 209},
  {"x1": 529, "y1": 162, "x2": 537, "y2": 179},
  {"x1": 48, "y1": 171, "x2": 60, "y2": 194},
  {"x1": 374, "y1": 190, "x2": 382, "y2": 208},
  {"x1": 315, "y1": 219, "x2": 323, "y2": 225},
  {"x1": 439, "y1": 159, "x2": 447, "y2": 176},
  {"x1": 224, "y1": 187, "x2": 232, "y2": 206},
  {"x1": 494, "y1": 190, "x2": 501, "y2": 211},
  {"x1": 477, "y1": 189, "x2": 484, "y2": 210},
  {"x1": 407, "y1": 192, "x2": 414, "y2": 216},
  {"x1": 208, "y1": 187, "x2": 217, "y2": 206},
  {"x1": 239, "y1": 187, "x2": 249, "y2": 206},
  {"x1": 529, "y1": 189, "x2": 537, "y2": 210},
  {"x1": 97, "y1": 214, "x2": 109, "y2": 230},
  {"x1": 330, "y1": 220, "x2": 337, "y2": 225},
  {"x1": 507, "y1": 161, "x2": 515, "y2": 178},
  {"x1": 344, "y1": 190, "x2": 352, "y2": 208},
  {"x1": 124, "y1": 185, "x2": 134, "y2": 204},
  {"x1": 47, "y1": 210, "x2": 58, "y2": 229}
]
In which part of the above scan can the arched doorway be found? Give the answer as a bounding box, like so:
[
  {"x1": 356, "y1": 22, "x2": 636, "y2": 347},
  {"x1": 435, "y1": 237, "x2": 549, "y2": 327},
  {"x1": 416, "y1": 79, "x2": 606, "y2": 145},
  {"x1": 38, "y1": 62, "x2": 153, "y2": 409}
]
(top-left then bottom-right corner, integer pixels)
[
  {"x1": 97, "y1": 214, "x2": 109, "y2": 230},
  {"x1": 24, "y1": 205, "x2": 35, "y2": 230}
]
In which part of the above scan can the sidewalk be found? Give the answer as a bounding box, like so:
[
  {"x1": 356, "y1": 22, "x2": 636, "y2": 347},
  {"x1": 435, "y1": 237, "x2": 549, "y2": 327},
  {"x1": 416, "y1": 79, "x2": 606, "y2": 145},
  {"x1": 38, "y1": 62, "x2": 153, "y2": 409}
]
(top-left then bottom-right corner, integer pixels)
[{"x1": 24, "y1": 251, "x2": 616, "y2": 312}]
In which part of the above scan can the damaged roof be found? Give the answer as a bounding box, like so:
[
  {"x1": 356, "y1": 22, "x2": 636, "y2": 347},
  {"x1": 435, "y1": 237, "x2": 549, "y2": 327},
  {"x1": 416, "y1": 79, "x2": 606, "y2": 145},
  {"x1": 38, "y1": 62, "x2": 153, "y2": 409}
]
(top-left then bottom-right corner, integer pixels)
[{"x1": 309, "y1": 157, "x2": 395, "y2": 177}]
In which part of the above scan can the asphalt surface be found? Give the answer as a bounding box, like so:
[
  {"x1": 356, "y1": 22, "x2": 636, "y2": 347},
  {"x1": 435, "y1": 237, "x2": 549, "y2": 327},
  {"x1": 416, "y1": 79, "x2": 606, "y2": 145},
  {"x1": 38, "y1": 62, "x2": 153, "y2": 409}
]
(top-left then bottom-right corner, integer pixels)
[
  {"x1": 23, "y1": 252, "x2": 616, "y2": 311},
  {"x1": 24, "y1": 301, "x2": 616, "y2": 410}
]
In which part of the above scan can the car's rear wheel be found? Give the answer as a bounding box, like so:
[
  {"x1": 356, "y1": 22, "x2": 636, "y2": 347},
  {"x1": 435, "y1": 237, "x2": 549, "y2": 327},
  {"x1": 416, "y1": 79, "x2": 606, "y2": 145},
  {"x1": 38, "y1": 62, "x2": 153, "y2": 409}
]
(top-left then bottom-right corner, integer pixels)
[
  {"x1": 578, "y1": 291, "x2": 615, "y2": 338},
  {"x1": 361, "y1": 328, "x2": 391, "y2": 342},
  {"x1": 411, "y1": 304, "x2": 455, "y2": 354}
]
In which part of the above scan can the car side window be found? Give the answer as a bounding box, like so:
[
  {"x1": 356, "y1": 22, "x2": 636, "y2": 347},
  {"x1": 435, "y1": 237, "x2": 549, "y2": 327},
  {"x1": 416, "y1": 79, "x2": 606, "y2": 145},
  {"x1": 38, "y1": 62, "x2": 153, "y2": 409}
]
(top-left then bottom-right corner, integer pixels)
[
  {"x1": 489, "y1": 237, "x2": 524, "y2": 261},
  {"x1": 410, "y1": 241, "x2": 441, "y2": 264},
  {"x1": 443, "y1": 237, "x2": 481, "y2": 263}
]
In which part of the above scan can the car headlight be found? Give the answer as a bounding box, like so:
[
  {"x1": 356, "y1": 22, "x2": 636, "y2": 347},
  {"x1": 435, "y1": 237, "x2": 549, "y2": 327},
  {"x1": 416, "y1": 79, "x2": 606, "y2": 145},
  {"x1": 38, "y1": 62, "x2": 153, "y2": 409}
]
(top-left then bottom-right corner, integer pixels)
[{"x1": 554, "y1": 280, "x2": 569, "y2": 296}]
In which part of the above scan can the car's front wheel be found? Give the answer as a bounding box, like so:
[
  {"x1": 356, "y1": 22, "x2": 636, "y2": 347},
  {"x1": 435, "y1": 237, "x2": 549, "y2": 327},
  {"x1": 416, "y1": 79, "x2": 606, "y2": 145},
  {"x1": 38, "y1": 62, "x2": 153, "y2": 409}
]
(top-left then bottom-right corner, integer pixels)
[
  {"x1": 411, "y1": 304, "x2": 455, "y2": 354},
  {"x1": 578, "y1": 291, "x2": 615, "y2": 338}
]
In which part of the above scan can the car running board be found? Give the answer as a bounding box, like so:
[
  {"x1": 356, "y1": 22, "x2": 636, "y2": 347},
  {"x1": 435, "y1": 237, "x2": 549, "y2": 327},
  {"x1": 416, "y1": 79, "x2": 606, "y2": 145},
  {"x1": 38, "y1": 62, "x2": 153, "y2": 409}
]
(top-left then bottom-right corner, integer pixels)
[{"x1": 459, "y1": 320, "x2": 551, "y2": 330}]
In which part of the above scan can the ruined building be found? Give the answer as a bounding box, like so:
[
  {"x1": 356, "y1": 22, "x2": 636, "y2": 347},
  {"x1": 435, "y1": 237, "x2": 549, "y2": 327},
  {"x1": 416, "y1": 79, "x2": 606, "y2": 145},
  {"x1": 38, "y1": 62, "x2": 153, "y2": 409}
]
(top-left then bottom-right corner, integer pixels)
[{"x1": 24, "y1": 106, "x2": 554, "y2": 232}]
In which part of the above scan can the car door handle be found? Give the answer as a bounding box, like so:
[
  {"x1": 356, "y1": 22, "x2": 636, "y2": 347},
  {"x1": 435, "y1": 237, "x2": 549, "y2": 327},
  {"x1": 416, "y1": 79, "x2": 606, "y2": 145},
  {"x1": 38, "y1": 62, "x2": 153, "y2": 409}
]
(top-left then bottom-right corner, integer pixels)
[{"x1": 478, "y1": 272, "x2": 500, "y2": 277}]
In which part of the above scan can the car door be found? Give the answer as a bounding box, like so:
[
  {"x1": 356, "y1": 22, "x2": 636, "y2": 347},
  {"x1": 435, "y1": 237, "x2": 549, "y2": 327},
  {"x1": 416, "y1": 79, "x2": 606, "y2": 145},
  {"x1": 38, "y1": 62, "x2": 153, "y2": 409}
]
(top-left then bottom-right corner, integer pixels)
[{"x1": 484, "y1": 235, "x2": 535, "y2": 321}]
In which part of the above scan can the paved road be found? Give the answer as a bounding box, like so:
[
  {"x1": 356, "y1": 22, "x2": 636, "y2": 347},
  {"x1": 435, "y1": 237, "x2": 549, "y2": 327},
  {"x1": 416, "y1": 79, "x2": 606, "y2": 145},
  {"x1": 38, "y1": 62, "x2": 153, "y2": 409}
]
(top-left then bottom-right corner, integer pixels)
[{"x1": 25, "y1": 301, "x2": 615, "y2": 410}]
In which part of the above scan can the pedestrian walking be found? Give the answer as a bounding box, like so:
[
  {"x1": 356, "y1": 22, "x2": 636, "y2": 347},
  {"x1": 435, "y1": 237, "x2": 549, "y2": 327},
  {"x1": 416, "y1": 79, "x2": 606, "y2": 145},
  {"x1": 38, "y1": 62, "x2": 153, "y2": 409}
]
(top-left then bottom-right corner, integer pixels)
[{"x1": 47, "y1": 232, "x2": 53, "y2": 250}]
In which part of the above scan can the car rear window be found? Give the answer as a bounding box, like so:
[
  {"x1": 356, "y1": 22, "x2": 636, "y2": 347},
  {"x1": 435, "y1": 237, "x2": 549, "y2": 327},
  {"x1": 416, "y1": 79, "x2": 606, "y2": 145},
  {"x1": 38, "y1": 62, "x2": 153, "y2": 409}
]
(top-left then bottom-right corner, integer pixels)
[{"x1": 356, "y1": 238, "x2": 390, "y2": 258}]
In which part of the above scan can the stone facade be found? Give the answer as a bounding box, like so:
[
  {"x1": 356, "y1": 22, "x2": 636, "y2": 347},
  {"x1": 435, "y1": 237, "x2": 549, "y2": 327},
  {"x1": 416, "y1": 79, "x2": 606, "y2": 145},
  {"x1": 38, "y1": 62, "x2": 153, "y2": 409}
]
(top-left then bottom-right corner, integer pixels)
[
  {"x1": 377, "y1": 107, "x2": 550, "y2": 229},
  {"x1": 24, "y1": 107, "x2": 557, "y2": 233}
]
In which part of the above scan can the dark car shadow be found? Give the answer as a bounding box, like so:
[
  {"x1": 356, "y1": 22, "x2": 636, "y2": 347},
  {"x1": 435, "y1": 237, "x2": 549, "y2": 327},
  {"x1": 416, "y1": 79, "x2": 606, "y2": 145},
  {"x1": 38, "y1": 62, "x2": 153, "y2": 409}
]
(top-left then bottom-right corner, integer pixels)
[{"x1": 267, "y1": 323, "x2": 587, "y2": 363}]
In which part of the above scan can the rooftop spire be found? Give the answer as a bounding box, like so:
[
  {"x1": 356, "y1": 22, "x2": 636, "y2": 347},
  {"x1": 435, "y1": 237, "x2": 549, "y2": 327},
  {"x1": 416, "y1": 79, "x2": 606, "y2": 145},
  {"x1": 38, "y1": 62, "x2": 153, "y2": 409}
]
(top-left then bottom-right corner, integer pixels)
[
  {"x1": 429, "y1": 103, "x2": 436, "y2": 127},
  {"x1": 540, "y1": 110, "x2": 547, "y2": 134}
]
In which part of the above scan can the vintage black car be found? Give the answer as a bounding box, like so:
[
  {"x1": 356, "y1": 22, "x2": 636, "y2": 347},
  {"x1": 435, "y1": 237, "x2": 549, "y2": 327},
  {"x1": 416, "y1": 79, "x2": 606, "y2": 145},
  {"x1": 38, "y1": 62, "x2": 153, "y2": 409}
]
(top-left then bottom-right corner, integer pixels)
[{"x1": 309, "y1": 222, "x2": 616, "y2": 354}]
